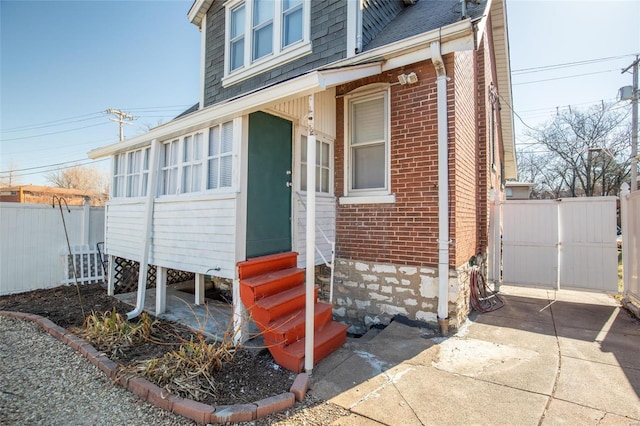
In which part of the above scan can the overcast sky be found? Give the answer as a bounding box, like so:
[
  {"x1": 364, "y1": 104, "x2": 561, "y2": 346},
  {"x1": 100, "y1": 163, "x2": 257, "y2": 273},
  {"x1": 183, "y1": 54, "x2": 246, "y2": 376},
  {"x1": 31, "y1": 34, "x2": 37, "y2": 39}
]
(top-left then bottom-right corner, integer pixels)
[{"x1": 1, "y1": 0, "x2": 639, "y2": 185}]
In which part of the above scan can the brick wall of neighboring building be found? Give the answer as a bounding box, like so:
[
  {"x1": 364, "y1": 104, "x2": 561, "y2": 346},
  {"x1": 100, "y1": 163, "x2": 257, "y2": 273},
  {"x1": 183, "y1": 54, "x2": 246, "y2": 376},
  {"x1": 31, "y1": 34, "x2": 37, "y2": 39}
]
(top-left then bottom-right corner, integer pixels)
[{"x1": 0, "y1": 186, "x2": 106, "y2": 206}]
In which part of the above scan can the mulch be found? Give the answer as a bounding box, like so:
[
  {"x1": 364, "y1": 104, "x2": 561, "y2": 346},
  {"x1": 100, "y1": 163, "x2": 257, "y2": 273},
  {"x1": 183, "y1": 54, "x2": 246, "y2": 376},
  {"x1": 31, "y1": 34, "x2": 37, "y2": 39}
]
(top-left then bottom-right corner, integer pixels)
[{"x1": 0, "y1": 283, "x2": 296, "y2": 406}]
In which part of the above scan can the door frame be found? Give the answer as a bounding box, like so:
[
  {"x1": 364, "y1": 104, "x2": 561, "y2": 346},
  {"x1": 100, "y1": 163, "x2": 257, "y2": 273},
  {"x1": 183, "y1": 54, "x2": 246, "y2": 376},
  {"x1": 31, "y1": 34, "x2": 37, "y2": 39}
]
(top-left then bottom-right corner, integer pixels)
[{"x1": 244, "y1": 111, "x2": 295, "y2": 259}]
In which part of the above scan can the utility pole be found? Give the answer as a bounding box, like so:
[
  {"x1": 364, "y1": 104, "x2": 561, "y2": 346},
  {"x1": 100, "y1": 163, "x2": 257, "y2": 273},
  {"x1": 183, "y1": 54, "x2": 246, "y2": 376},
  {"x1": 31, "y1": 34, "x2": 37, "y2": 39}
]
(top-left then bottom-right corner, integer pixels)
[
  {"x1": 105, "y1": 109, "x2": 135, "y2": 141},
  {"x1": 622, "y1": 56, "x2": 639, "y2": 191}
]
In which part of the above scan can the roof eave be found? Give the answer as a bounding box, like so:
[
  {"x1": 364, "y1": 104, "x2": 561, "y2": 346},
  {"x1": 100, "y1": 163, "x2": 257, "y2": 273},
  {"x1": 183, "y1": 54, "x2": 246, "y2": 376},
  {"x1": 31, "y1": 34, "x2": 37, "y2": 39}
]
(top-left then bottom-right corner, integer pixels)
[
  {"x1": 490, "y1": 0, "x2": 517, "y2": 180},
  {"x1": 188, "y1": 0, "x2": 213, "y2": 27},
  {"x1": 88, "y1": 62, "x2": 383, "y2": 159}
]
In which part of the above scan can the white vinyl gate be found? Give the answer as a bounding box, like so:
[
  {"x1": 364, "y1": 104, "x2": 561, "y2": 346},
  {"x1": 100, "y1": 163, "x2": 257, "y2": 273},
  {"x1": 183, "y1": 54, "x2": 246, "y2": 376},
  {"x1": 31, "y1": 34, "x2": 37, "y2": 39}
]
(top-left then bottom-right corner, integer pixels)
[{"x1": 499, "y1": 197, "x2": 618, "y2": 292}]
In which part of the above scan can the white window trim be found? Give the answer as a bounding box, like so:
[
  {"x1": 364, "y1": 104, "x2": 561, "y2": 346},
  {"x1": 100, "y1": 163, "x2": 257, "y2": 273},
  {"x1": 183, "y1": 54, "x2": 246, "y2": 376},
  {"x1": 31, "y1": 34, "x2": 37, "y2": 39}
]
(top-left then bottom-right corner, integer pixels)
[
  {"x1": 112, "y1": 153, "x2": 126, "y2": 198},
  {"x1": 297, "y1": 130, "x2": 334, "y2": 196},
  {"x1": 112, "y1": 147, "x2": 150, "y2": 199},
  {"x1": 205, "y1": 121, "x2": 236, "y2": 191},
  {"x1": 341, "y1": 85, "x2": 392, "y2": 201},
  {"x1": 339, "y1": 194, "x2": 396, "y2": 205},
  {"x1": 222, "y1": 0, "x2": 311, "y2": 87},
  {"x1": 181, "y1": 132, "x2": 205, "y2": 194}
]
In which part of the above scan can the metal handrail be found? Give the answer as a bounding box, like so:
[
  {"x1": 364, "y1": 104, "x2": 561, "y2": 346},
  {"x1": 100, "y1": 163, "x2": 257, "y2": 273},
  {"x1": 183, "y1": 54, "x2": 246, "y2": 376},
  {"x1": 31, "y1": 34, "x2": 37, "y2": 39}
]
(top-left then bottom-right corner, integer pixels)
[{"x1": 295, "y1": 191, "x2": 336, "y2": 303}]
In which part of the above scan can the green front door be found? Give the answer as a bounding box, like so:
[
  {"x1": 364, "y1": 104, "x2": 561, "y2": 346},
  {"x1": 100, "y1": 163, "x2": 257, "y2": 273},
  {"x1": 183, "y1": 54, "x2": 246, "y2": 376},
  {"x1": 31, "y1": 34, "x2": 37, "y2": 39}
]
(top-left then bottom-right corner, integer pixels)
[{"x1": 246, "y1": 111, "x2": 293, "y2": 258}]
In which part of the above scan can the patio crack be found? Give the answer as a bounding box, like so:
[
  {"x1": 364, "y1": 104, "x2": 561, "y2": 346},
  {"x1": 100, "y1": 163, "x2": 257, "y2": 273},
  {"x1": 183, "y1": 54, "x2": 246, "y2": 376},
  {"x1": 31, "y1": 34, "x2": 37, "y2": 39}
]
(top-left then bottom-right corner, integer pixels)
[{"x1": 537, "y1": 295, "x2": 562, "y2": 426}]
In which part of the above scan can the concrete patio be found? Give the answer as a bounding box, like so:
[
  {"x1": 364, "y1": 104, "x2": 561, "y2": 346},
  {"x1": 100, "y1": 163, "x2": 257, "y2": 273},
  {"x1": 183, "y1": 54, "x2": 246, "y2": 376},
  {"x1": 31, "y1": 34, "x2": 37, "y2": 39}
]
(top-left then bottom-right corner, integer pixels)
[{"x1": 310, "y1": 285, "x2": 640, "y2": 425}]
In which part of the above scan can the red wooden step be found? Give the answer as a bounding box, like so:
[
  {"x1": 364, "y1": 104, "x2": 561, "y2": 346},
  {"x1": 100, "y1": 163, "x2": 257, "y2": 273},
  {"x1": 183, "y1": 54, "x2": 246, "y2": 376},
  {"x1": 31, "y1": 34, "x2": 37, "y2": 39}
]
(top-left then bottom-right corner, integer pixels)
[
  {"x1": 263, "y1": 302, "x2": 334, "y2": 346},
  {"x1": 237, "y1": 252, "x2": 298, "y2": 280},
  {"x1": 269, "y1": 321, "x2": 349, "y2": 373},
  {"x1": 240, "y1": 267, "x2": 304, "y2": 307},
  {"x1": 251, "y1": 285, "x2": 319, "y2": 327}
]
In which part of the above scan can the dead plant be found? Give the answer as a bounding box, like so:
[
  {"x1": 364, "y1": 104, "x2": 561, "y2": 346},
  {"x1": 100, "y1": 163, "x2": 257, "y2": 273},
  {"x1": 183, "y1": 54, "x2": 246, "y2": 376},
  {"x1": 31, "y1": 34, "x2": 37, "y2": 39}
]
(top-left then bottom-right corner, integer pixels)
[
  {"x1": 71, "y1": 308, "x2": 157, "y2": 356},
  {"x1": 118, "y1": 301, "x2": 240, "y2": 401}
]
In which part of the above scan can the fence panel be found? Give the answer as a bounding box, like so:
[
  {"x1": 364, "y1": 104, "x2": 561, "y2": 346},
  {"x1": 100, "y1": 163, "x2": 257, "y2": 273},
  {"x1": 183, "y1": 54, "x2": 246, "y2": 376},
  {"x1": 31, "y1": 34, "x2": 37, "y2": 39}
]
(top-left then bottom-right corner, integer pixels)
[
  {"x1": 0, "y1": 202, "x2": 105, "y2": 295},
  {"x1": 501, "y1": 200, "x2": 559, "y2": 286}
]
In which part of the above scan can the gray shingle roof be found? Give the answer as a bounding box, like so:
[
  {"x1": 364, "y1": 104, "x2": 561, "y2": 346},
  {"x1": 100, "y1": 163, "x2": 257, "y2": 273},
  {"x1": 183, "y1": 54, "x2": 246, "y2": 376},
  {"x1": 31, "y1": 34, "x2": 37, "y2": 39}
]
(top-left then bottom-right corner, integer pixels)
[{"x1": 363, "y1": 0, "x2": 488, "y2": 51}]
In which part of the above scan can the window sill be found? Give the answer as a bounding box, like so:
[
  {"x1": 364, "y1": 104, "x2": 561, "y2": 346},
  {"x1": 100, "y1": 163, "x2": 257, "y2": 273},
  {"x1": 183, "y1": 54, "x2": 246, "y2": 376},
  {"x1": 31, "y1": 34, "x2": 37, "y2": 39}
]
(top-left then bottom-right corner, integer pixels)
[
  {"x1": 338, "y1": 194, "x2": 396, "y2": 205},
  {"x1": 222, "y1": 41, "x2": 312, "y2": 88},
  {"x1": 155, "y1": 189, "x2": 239, "y2": 203}
]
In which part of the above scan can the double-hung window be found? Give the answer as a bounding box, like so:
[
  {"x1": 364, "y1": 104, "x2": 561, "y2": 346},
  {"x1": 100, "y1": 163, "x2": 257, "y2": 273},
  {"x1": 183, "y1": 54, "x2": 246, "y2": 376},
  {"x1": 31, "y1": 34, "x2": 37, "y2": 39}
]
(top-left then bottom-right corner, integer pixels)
[
  {"x1": 160, "y1": 139, "x2": 180, "y2": 195},
  {"x1": 126, "y1": 150, "x2": 141, "y2": 197},
  {"x1": 206, "y1": 122, "x2": 234, "y2": 190},
  {"x1": 112, "y1": 153, "x2": 126, "y2": 198},
  {"x1": 112, "y1": 147, "x2": 150, "y2": 198},
  {"x1": 300, "y1": 135, "x2": 331, "y2": 194},
  {"x1": 181, "y1": 132, "x2": 204, "y2": 193},
  {"x1": 224, "y1": 0, "x2": 310, "y2": 86},
  {"x1": 342, "y1": 87, "x2": 393, "y2": 203}
]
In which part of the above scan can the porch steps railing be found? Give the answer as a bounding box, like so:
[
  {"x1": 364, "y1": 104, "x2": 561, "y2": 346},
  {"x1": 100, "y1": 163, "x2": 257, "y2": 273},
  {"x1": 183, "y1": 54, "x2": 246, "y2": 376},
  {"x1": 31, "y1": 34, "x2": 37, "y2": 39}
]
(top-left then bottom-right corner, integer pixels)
[{"x1": 238, "y1": 251, "x2": 347, "y2": 373}]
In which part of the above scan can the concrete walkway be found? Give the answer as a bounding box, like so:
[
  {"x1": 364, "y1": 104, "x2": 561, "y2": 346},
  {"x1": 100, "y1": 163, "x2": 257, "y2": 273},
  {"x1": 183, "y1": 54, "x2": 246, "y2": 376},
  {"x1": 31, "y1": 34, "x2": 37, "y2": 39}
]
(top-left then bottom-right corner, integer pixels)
[{"x1": 311, "y1": 285, "x2": 640, "y2": 425}]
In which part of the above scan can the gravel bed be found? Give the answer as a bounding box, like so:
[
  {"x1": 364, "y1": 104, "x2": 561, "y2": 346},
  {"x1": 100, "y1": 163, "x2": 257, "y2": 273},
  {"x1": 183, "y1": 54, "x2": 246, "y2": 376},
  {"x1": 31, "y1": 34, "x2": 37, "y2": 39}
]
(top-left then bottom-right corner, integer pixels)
[{"x1": 0, "y1": 316, "x2": 195, "y2": 426}]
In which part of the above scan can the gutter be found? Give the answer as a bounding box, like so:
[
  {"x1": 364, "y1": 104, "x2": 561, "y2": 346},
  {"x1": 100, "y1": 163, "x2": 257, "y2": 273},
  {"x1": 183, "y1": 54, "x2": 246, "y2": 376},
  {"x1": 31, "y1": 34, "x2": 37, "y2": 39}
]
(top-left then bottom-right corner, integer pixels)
[{"x1": 430, "y1": 41, "x2": 451, "y2": 331}]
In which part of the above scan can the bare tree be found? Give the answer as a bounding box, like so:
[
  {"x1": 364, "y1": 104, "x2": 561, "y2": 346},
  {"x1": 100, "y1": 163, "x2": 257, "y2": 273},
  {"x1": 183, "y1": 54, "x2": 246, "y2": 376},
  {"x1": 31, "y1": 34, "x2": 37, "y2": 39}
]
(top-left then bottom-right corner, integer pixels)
[
  {"x1": 0, "y1": 161, "x2": 22, "y2": 187},
  {"x1": 46, "y1": 166, "x2": 109, "y2": 195},
  {"x1": 520, "y1": 103, "x2": 631, "y2": 197}
]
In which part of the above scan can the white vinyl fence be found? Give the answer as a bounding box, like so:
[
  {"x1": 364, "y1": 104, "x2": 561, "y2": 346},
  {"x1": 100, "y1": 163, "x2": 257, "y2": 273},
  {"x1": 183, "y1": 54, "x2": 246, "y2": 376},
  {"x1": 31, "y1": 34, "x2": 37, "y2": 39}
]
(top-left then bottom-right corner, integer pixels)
[
  {"x1": 621, "y1": 184, "x2": 640, "y2": 306},
  {"x1": 498, "y1": 196, "x2": 618, "y2": 292},
  {"x1": 0, "y1": 202, "x2": 105, "y2": 296}
]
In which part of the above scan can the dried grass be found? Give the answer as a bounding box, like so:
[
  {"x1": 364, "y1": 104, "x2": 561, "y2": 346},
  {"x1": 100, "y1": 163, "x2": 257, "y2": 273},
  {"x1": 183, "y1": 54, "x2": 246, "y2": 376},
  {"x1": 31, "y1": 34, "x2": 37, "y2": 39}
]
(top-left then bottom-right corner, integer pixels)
[{"x1": 71, "y1": 308, "x2": 157, "y2": 356}]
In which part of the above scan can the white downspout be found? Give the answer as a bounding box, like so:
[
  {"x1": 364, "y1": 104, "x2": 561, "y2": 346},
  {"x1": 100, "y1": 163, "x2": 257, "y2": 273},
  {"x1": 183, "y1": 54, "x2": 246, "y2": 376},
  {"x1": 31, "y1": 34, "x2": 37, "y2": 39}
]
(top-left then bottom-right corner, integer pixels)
[
  {"x1": 127, "y1": 139, "x2": 160, "y2": 320},
  {"x1": 304, "y1": 94, "x2": 316, "y2": 374},
  {"x1": 431, "y1": 41, "x2": 451, "y2": 331}
]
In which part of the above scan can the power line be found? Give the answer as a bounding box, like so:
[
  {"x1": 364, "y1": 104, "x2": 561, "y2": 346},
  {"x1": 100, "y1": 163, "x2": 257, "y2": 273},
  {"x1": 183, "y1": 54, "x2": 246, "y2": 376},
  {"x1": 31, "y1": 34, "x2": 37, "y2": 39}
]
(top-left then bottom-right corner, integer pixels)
[
  {"x1": 497, "y1": 93, "x2": 539, "y2": 132},
  {"x1": 1, "y1": 158, "x2": 109, "y2": 179},
  {"x1": 512, "y1": 54, "x2": 637, "y2": 75},
  {"x1": 0, "y1": 111, "x2": 105, "y2": 133},
  {"x1": 0, "y1": 115, "x2": 106, "y2": 134},
  {"x1": 0, "y1": 122, "x2": 111, "y2": 142},
  {"x1": 0, "y1": 157, "x2": 100, "y2": 173},
  {"x1": 513, "y1": 69, "x2": 619, "y2": 86}
]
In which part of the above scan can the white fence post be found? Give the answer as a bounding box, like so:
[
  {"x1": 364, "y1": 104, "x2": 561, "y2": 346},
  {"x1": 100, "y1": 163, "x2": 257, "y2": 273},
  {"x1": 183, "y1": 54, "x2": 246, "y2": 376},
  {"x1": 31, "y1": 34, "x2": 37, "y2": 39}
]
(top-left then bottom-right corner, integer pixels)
[{"x1": 621, "y1": 183, "x2": 630, "y2": 295}]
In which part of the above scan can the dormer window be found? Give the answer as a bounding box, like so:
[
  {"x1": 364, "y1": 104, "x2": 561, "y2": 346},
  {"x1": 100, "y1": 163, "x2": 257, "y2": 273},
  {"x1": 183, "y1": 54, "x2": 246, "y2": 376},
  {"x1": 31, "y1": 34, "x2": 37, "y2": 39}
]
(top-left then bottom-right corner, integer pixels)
[{"x1": 223, "y1": 0, "x2": 311, "y2": 87}]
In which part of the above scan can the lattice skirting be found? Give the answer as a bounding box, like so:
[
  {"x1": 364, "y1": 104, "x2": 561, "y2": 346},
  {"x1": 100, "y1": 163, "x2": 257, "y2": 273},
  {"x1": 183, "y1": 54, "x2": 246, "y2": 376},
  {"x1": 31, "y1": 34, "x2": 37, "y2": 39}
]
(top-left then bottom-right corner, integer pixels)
[{"x1": 113, "y1": 258, "x2": 195, "y2": 294}]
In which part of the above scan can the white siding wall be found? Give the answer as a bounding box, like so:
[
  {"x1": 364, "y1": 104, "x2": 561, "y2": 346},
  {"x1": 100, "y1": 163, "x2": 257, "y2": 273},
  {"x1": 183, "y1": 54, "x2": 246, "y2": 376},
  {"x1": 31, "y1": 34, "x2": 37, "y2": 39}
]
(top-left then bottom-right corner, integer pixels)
[
  {"x1": 104, "y1": 199, "x2": 146, "y2": 262},
  {"x1": 271, "y1": 88, "x2": 336, "y2": 139},
  {"x1": 104, "y1": 195, "x2": 238, "y2": 279},
  {"x1": 151, "y1": 195, "x2": 237, "y2": 278},
  {"x1": 0, "y1": 203, "x2": 105, "y2": 295}
]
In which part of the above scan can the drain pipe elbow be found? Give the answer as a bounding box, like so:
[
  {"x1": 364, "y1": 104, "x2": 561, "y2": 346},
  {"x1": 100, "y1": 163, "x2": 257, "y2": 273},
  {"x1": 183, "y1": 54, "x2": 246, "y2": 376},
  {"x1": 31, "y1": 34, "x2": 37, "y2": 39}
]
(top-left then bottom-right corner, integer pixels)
[
  {"x1": 431, "y1": 41, "x2": 451, "y2": 325},
  {"x1": 127, "y1": 139, "x2": 160, "y2": 320}
]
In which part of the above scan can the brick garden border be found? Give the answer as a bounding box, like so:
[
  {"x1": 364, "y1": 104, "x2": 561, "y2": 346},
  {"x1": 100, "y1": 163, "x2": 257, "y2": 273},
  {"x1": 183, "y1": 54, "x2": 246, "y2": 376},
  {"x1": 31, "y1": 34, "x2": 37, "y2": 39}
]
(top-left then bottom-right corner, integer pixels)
[{"x1": 0, "y1": 311, "x2": 310, "y2": 424}]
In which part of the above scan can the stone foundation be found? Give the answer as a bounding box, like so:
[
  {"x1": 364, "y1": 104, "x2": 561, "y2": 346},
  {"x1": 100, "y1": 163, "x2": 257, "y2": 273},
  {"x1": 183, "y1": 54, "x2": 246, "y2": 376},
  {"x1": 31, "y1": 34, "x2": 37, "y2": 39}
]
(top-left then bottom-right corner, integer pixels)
[{"x1": 332, "y1": 258, "x2": 473, "y2": 335}]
